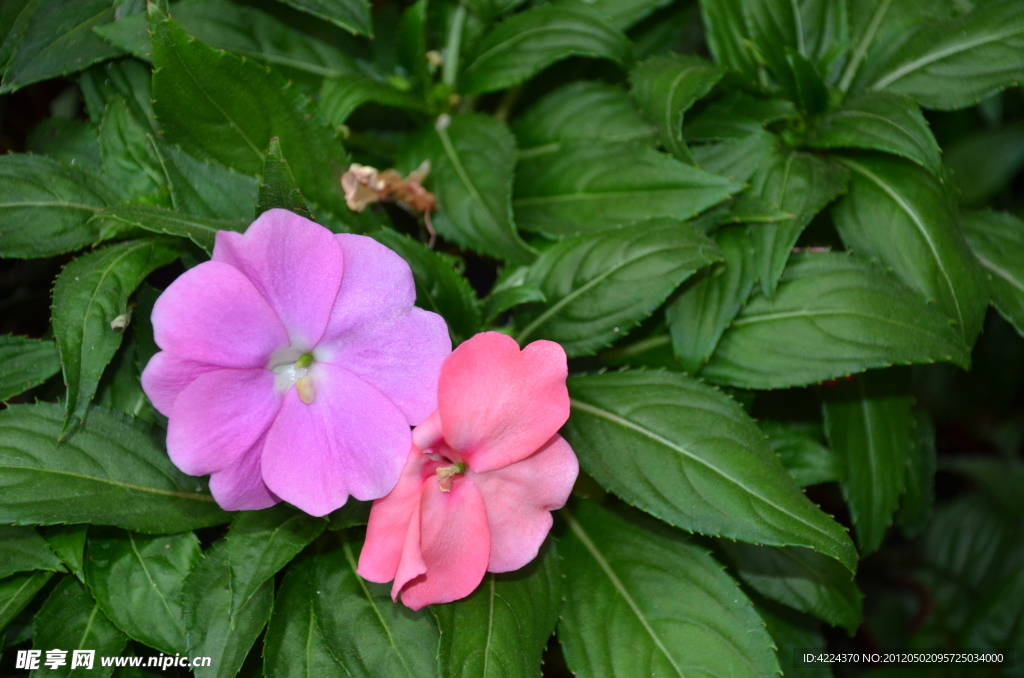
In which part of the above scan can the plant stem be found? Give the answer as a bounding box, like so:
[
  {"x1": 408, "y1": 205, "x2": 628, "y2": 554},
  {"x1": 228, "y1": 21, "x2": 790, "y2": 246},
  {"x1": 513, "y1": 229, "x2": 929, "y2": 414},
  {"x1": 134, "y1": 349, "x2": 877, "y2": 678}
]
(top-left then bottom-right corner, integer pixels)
[{"x1": 443, "y1": 5, "x2": 467, "y2": 90}]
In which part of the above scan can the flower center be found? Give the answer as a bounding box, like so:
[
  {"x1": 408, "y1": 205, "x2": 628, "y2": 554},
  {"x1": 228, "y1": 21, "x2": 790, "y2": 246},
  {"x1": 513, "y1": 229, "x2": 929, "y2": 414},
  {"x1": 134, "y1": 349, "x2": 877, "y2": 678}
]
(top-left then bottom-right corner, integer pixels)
[
  {"x1": 271, "y1": 352, "x2": 317, "y2": 404},
  {"x1": 436, "y1": 462, "x2": 466, "y2": 492}
]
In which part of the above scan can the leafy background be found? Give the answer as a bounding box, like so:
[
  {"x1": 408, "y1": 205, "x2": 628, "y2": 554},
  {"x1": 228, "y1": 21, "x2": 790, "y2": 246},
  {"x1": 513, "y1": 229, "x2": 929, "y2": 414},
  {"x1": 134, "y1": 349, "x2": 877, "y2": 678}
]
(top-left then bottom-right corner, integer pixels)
[{"x1": 1, "y1": 0, "x2": 1023, "y2": 676}]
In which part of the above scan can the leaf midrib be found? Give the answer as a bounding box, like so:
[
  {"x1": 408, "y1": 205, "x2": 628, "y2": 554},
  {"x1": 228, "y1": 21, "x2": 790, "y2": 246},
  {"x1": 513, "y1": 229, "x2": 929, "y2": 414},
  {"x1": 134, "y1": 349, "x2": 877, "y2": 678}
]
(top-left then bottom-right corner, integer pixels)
[
  {"x1": 836, "y1": 157, "x2": 963, "y2": 330},
  {"x1": 872, "y1": 23, "x2": 1024, "y2": 91},
  {"x1": 569, "y1": 397, "x2": 849, "y2": 556},
  {"x1": 565, "y1": 510, "x2": 685, "y2": 677},
  {"x1": 516, "y1": 241, "x2": 707, "y2": 343},
  {"x1": 0, "y1": 461, "x2": 217, "y2": 502}
]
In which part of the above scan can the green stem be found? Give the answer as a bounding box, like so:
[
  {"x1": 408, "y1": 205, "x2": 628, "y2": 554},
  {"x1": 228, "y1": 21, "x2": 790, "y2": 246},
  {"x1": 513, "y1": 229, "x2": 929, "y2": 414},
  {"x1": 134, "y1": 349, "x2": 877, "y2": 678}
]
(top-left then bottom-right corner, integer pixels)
[{"x1": 443, "y1": 5, "x2": 467, "y2": 90}]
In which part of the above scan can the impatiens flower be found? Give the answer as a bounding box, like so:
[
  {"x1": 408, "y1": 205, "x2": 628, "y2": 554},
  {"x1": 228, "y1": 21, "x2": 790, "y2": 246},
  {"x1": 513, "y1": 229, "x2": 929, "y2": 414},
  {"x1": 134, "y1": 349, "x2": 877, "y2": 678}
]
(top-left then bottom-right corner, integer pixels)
[
  {"x1": 141, "y1": 209, "x2": 451, "y2": 516},
  {"x1": 357, "y1": 332, "x2": 579, "y2": 609}
]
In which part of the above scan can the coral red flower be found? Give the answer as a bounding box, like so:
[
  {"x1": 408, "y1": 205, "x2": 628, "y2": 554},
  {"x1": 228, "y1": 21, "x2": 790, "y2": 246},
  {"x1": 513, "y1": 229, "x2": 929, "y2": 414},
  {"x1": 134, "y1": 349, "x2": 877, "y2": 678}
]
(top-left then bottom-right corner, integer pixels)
[
  {"x1": 357, "y1": 332, "x2": 579, "y2": 609},
  {"x1": 141, "y1": 209, "x2": 451, "y2": 516}
]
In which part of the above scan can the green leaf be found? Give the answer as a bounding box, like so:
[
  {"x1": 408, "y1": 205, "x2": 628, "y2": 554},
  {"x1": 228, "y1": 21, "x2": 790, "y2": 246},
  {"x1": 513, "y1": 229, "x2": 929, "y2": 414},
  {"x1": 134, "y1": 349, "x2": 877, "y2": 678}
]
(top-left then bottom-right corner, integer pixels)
[
  {"x1": 0, "y1": 153, "x2": 121, "y2": 259},
  {"x1": 41, "y1": 525, "x2": 87, "y2": 579},
  {"x1": 698, "y1": 0, "x2": 758, "y2": 80},
  {"x1": 756, "y1": 602, "x2": 833, "y2": 678},
  {"x1": 741, "y1": 0, "x2": 801, "y2": 87},
  {"x1": 564, "y1": 371, "x2": 858, "y2": 570},
  {"x1": 52, "y1": 239, "x2": 180, "y2": 435},
  {"x1": 513, "y1": 81, "x2": 657, "y2": 152},
  {"x1": 0, "y1": 403, "x2": 229, "y2": 533},
  {"x1": 513, "y1": 219, "x2": 721, "y2": 357},
  {"x1": 483, "y1": 283, "x2": 546, "y2": 327},
  {"x1": 0, "y1": 335, "x2": 60, "y2": 402},
  {"x1": 799, "y1": 0, "x2": 849, "y2": 78},
  {"x1": 434, "y1": 539, "x2": 561, "y2": 678},
  {"x1": 702, "y1": 253, "x2": 971, "y2": 389},
  {"x1": 32, "y1": 577, "x2": 127, "y2": 678},
  {"x1": 0, "y1": 0, "x2": 121, "y2": 94},
  {"x1": 25, "y1": 117, "x2": 102, "y2": 170},
  {"x1": 149, "y1": 4, "x2": 350, "y2": 218},
  {"x1": 258, "y1": 138, "x2": 312, "y2": 220},
  {"x1": 776, "y1": 47, "x2": 829, "y2": 115},
  {"x1": 397, "y1": 0, "x2": 429, "y2": 92},
  {"x1": 559, "y1": 500, "x2": 781, "y2": 678},
  {"x1": 273, "y1": 0, "x2": 372, "y2": 36},
  {"x1": 896, "y1": 408, "x2": 936, "y2": 538},
  {"x1": 943, "y1": 125, "x2": 1024, "y2": 206},
  {"x1": 804, "y1": 92, "x2": 942, "y2": 176},
  {"x1": 371, "y1": 228, "x2": 481, "y2": 344},
  {"x1": 154, "y1": 143, "x2": 259, "y2": 222},
  {"x1": 823, "y1": 372, "x2": 913, "y2": 556},
  {"x1": 181, "y1": 506, "x2": 317, "y2": 678},
  {"x1": 264, "y1": 553, "x2": 347, "y2": 678},
  {"x1": 79, "y1": 59, "x2": 155, "y2": 130},
  {"x1": 759, "y1": 421, "x2": 842, "y2": 488},
  {"x1": 91, "y1": 204, "x2": 248, "y2": 254},
  {"x1": 747, "y1": 149, "x2": 849, "y2": 297},
  {"x1": 225, "y1": 504, "x2": 326, "y2": 614},
  {"x1": 319, "y1": 76, "x2": 425, "y2": 127},
  {"x1": 685, "y1": 92, "x2": 798, "y2": 141},
  {"x1": 182, "y1": 556, "x2": 267, "y2": 678},
  {"x1": 690, "y1": 130, "x2": 780, "y2": 184},
  {"x1": 961, "y1": 210, "x2": 1024, "y2": 338},
  {"x1": 94, "y1": 0, "x2": 361, "y2": 80},
  {"x1": 312, "y1": 533, "x2": 440, "y2": 678},
  {"x1": 514, "y1": 140, "x2": 742, "y2": 237},
  {"x1": 666, "y1": 224, "x2": 758, "y2": 373},
  {"x1": 0, "y1": 571, "x2": 52, "y2": 632},
  {"x1": 0, "y1": 526, "x2": 64, "y2": 579},
  {"x1": 99, "y1": 96, "x2": 164, "y2": 200},
  {"x1": 833, "y1": 154, "x2": 988, "y2": 343},
  {"x1": 459, "y1": 2, "x2": 632, "y2": 95},
  {"x1": 629, "y1": 54, "x2": 724, "y2": 163},
  {"x1": 84, "y1": 530, "x2": 201, "y2": 654},
  {"x1": 0, "y1": 0, "x2": 36, "y2": 71},
  {"x1": 399, "y1": 113, "x2": 535, "y2": 263},
  {"x1": 587, "y1": 0, "x2": 673, "y2": 29},
  {"x1": 865, "y1": 2, "x2": 1024, "y2": 110},
  {"x1": 719, "y1": 542, "x2": 863, "y2": 633}
]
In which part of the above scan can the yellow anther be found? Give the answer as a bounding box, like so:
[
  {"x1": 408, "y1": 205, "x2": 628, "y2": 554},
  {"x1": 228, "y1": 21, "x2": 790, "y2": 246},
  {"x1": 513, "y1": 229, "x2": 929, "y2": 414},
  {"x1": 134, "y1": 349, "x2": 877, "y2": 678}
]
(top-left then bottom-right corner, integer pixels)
[{"x1": 296, "y1": 376, "x2": 316, "y2": 404}]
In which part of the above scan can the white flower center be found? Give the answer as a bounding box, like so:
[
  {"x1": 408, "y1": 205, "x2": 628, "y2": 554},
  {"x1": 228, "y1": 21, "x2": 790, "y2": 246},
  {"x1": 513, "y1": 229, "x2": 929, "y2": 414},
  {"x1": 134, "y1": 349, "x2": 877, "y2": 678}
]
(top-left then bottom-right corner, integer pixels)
[{"x1": 270, "y1": 352, "x2": 316, "y2": 403}]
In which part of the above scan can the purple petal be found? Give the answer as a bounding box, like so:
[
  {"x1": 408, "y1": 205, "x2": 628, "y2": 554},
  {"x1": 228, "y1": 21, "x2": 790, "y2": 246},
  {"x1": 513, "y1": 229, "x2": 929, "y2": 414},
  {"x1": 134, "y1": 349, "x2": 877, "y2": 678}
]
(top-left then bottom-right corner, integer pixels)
[
  {"x1": 141, "y1": 352, "x2": 220, "y2": 416},
  {"x1": 319, "y1": 234, "x2": 417, "y2": 341},
  {"x1": 260, "y1": 362, "x2": 411, "y2": 517},
  {"x1": 208, "y1": 436, "x2": 281, "y2": 511},
  {"x1": 213, "y1": 210, "x2": 344, "y2": 350},
  {"x1": 316, "y1": 234, "x2": 451, "y2": 425},
  {"x1": 318, "y1": 308, "x2": 450, "y2": 426},
  {"x1": 167, "y1": 368, "x2": 282, "y2": 476},
  {"x1": 152, "y1": 261, "x2": 289, "y2": 368}
]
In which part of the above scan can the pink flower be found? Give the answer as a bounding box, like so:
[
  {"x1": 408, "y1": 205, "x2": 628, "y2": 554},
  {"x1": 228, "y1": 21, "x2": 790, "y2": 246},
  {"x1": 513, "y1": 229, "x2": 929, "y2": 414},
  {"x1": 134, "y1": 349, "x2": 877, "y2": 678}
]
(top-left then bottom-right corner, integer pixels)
[
  {"x1": 141, "y1": 209, "x2": 451, "y2": 516},
  {"x1": 357, "y1": 332, "x2": 579, "y2": 609}
]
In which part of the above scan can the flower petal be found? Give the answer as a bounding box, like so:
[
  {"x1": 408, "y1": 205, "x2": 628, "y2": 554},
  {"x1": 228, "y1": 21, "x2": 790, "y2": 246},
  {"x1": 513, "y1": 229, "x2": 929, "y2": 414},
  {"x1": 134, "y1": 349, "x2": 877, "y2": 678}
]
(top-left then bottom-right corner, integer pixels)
[
  {"x1": 438, "y1": 333, "x2": 570, "y2": 473},
  {"x1": 152, "y1": 261, "x2": 289, "y2": 368},
  {"x1": 260, "y1": 362, "x2": 411, "y2": 517},
  {"x1": 167, "y1": 368, "x2": 281, "y2": 476},
  {"x1": 411, "y1": 410, "x2": 443, "y2": 453},
  {"x1": 319, "y1": 234, "x2": 417, "y2": 341},
  {"x1": 319, "y1": 308, "x2": 450, "y2": 426},
  {"x1": 314, "y1": 234, "x2": 450, "y2": 425},
  {"x1": 208, "y1": 436, "x2": 280, "y2": 511},
  {"x1": 397, "y1": 475, "x2": 491, "y2": 610},
  {"x1": 474, "y1": 435, "x2": 578, "y2": 573},
  {"x1": 140, "y1": 351, "x2": 220, "y2": 417},
  {"x1": 213, "y1": 209, "x2": 344, "y2": 350},
  {"x1": 358, "y1": 446, "x2": 431, "y2": 585}
]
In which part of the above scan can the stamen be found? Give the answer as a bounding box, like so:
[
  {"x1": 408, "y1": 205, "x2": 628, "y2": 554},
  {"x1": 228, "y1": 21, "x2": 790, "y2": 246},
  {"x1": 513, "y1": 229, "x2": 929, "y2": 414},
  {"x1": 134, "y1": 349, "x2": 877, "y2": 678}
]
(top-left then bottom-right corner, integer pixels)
[
  {"x1": 295, "y1": 353, "x2": 314, "y2": 368},
  {"x1": 436, "y1": 462, "x2": 466, "y2": 492},
  {"x1": 296, "y1": 376, "x2": 316, "y2": 404}
]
